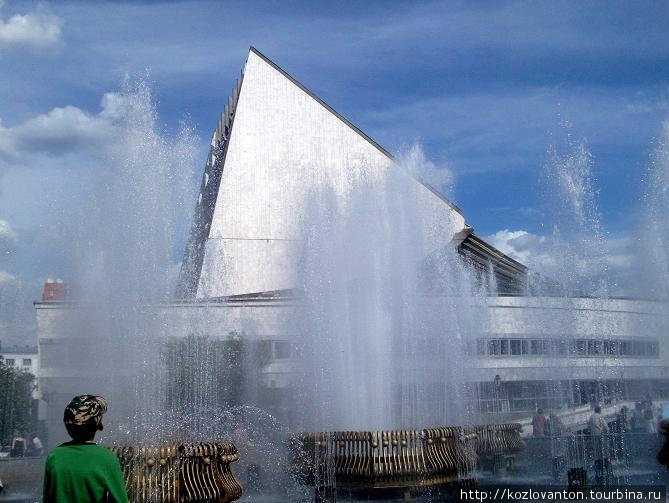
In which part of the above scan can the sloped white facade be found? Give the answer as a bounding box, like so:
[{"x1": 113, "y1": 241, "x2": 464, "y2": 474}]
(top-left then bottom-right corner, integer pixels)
[{"x1": 197, "y1": 49, "x2": 465, "y2": 298}]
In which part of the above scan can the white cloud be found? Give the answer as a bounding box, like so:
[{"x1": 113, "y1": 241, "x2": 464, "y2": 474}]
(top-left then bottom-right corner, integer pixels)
[
  {"x1": 486, "y1": 229, "x2": 553, "y2": 268},
  {"x1": 0, "y1": 218, "x2": 17, "y2": 258},
  {"x1": 0, "y1": 1, "x2": 62, "y2": 51},
  {"x1": 0, "y1": 269, "x2": 16, "y2": 283},
  {"x1": 0, "y1": 92, "x2": 127, "y2": 162},
  {"x1": 486, "y1": 228, "x2": 636, "y2": 294},
  {"x1": 0, "y1": 218, "x2": 16, "y2": 242},
  {"x1": 396, "y1": 144, "x2": 453, "y2": 198}
]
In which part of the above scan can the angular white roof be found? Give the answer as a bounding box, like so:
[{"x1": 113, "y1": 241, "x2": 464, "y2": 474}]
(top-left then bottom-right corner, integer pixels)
[{"x1": 179, "y1": 48, "x2": 467, "y2": 299}]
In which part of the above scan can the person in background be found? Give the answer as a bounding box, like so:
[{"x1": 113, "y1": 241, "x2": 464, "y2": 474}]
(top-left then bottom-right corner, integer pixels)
[
  {"x1": 588, "y1": 406, "x2": 611, "y2": 484},
  {"x1": 532, "y1": 408, "x2": 546, "y2": 437},
  {"x1": 643, "y1": 400, "x2": 656, "y2": 433},
  {"x1": 10, "y1": 431, "x2": 26, "y2": 457},
  {"x1": 615, "y1": 406, "x2": 630, "y2": 433},
  {"x1": 546, "y1": 411, "x2": 566, "y2": 479},
  {"x1": 42, "y1": 395, "x2": 128, "y2": 503},
  {"x1": 547, "y1": 412, "x2": 565, "y2": 437},
  {"x1": 588, "y1": 405, "x2": 609, "y2": 435},
  {"x1": 28, "y1": 433, "x2": 44, "y2": 457},
  {"x1": 658, "y1": 416, "x2": 669, "y2": 469},
  {"x1": 613, "y1": 406, "x2": 630, "y2": 456},
  {"x1": 632, "y1": 402, "x2": 644, "y2": 432},
  {"x1": 642, "y1": 393, "x2": 653, "y2": 411}
]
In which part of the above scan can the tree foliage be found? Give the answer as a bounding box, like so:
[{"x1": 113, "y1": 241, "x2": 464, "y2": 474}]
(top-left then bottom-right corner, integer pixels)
[
  {"x1": 0, "y1": 356, "x2": 37, "y2": 445},
  {"x1": 164, "y1": 332, "x2": 249, "y2": 410}
]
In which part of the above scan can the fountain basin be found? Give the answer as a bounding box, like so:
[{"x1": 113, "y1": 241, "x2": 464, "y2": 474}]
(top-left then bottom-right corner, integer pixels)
[
  {"x1": 112, "y1": 442, "x2": 243, "y2": 503},
  {"x1": 289, "y1": 426, "x2": 480, "y2": 493}
]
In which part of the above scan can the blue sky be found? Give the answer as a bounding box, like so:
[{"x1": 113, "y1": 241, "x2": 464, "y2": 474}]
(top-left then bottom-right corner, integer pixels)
[{"x1": 0, "y1": 0, "x2": 668, "y2": 341}]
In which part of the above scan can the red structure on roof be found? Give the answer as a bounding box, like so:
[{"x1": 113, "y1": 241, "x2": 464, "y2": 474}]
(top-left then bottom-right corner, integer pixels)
[{"x1": 42, "y1": 280, "x2": 66, "y2": 302}]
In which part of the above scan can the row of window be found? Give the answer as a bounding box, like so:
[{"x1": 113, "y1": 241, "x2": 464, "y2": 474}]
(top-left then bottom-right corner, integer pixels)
[
  {"x1": 3, "y1": 358, "x2": 33, "y2": 366},
  {"x1": 468, "y1": 338, "x2": 659, "y2": 358}
]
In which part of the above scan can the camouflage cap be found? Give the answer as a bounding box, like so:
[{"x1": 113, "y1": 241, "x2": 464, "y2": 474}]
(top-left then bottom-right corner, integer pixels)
[{"x1": 63, "y1": 395, "x2": 108, "y2": 426}]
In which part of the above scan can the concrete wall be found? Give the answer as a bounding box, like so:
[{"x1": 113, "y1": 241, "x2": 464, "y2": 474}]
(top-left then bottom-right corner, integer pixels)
[
  {"x1": 467, "y1": 296, "x2": 669, "y2": 382},
  {"x1": 37, "y1": 296, "x2": 669, "y2": 384},
  {"x1": 35, "y1": 296, "x2": 669, "y2": 444}
]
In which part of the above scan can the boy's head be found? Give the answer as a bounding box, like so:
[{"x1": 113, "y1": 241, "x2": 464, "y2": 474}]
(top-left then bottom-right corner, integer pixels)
[{"x1": 63, "y1": 395, "x2": 108, "y2": 442}]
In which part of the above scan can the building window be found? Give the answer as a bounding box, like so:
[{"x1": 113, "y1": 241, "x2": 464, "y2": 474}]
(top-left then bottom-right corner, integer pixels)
[
  {"x1": 552, "y1": 339, "x2": 567, "y2": 355},
  {"x1": 22, "y1": 358, "x2": 31, "y2": 366},
  {"x1": 573, "y1": 340, "x2": 587, "y2": 355},
  {"x1": 604, "y1": 341, "x2": 617, "y2": 355},
  {"x1": 530, "y1": 340, "x2": 539, "y2": 354},
  {"x1": 587, "y1": 340, "x2": 603, "y2": 355},
  {"x1": 530, "y1": 340, "x2": 548, "y2": 355},
  {"x1": 273, "y1": 341, "x2": 291, "y2": 359},
  {"x1": 475, "y1": 337, "x2": 658, "y2": 359},
  {"x1": 5, "y1": 358, "x2": 15, "y2": 366},
  {"x1": 476, "y1": 340, "x2": 486, "y2": 355}
]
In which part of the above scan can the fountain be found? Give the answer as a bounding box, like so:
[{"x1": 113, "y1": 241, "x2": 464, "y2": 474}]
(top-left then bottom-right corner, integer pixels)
[
  {"x1": 112, "y1": 442, "x2": 242, "y2": 503},
  {"x1": 288, "y1": 427, "x2": 479, "y2": 501},
  {"x1": 26, "y1": 47, "x2": 669, "y2": 503}
]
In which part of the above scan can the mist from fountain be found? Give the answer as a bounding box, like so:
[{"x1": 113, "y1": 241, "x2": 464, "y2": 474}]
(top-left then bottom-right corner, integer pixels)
[
  {"x1": 288, "y1": 145, "x2": 486, "y2": 432},
  {"x1": 55, "y1": 77, "x2": 199, "y2": 445},
  {"x1": 534, "y1": 132, "x2": 609, "y2": 298},
  {"x1": 636, "y1": 120, "x2": 669, "y2": 301},
  {"x1": 36, "y1": 67, "x2": 669, "y2": 499}
]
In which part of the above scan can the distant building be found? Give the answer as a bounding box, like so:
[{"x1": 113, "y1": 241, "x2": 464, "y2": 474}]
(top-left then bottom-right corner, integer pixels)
[
  {"x1": 41, "y1": 279, "x2": 68, "y2": 302},
  {"x1": 0, "y1": 343, "x2": 40, "y2": 399}
]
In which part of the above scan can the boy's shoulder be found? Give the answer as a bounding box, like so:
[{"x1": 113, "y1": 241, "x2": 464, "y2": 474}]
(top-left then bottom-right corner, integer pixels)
[{"x1": 47, "y1": 442, "x2": 117, "y2": 462}]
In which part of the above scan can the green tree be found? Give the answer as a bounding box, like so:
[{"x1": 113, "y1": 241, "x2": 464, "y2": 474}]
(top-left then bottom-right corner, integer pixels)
[
  {"x1": 0, "y1": 356, "x2": 37, "y2": 445},
  {"x1": 164, "y1": 332, "x2": 249, "y2": 410}
]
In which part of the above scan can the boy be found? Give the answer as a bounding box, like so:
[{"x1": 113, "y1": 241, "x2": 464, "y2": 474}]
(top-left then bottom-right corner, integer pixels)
[{"x1": 43, "y1": 395, "x2": 128, "y2": 503}]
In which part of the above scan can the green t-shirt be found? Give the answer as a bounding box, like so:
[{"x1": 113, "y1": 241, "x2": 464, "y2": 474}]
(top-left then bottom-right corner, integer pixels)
[{"x1": 43, "y1": 442, "x2": 129, "y2": 503}]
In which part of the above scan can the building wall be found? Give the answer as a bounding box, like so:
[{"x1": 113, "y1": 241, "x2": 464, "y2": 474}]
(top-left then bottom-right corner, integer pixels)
[
  {"x1": 197, "y1": 50, "x2": 465, "y2": 297},
  {"x1": 0, "y1": 351, "x2": 39, "y2": 376},
  {"x1": 468, "y1": 296, "x2": 669, "y2": 382},
  {"x1": 36, "y1": 296, "x2": 669, "y2": 384},
  {"x1": 35, "y1": 296, "x2": 669, "y2": 439}
]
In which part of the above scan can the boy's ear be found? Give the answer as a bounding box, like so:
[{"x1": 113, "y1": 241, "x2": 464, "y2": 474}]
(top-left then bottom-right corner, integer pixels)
[{"x1": 98, "y1": 419, "x2": 104, "y2": 432}]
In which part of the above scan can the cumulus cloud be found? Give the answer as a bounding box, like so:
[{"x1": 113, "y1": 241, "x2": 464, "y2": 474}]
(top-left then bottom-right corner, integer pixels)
[
  {"x1": 0, "y1": 268, "x2": 34, "y2": 341},
  {"x1": 0, "y1": 1, "x2": 63, "y2": 51},
  {"x1": 486, "y1": 228, "x2": 636, "y2": 294},
  {"x1": 0, "y1": 218, "x2": 17, "y2": 258},
  {"x1": 0, "y1": 218, "x2": 16, "y2": 241},
  {"x1": 396, "y1": 144, "x2": 454, "y2": 198},
  {"x1": 0, "y1": 269, "x2": 16, "y2": 283},
  {"x1": 0, "y1": 92, "x2": 128, "y2": 162},
  {"x1": 486, "y1": 229, "x2": 554, "y2": 269}
]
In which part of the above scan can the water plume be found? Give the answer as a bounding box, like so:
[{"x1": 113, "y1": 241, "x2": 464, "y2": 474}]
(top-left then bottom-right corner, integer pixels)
[
  {"x1": 52, "y1": 76, "x2": 199, "y2": 445},
  {"x1": 536, "y1": 133, "x2": 609, "y2": 297},
  {"x1": 289, "y1": 145, "x2": 482, "y2": 432},
  {"x1": 636, "y1": 119, "x2": 669, "y2": 301}
]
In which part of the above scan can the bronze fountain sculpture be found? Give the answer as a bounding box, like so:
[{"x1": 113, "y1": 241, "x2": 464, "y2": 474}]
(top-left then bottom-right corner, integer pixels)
[
  {"x1": 112, "y1": 442, "x2": 243, "y2": 503},
  {"x1": 289, "y1": 423, "x2": 524, "y2": 502}
]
